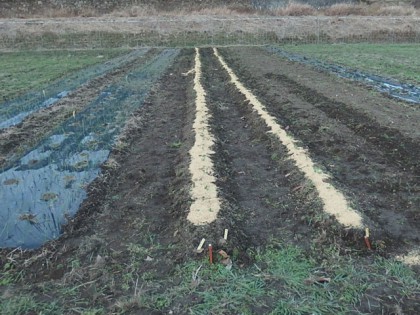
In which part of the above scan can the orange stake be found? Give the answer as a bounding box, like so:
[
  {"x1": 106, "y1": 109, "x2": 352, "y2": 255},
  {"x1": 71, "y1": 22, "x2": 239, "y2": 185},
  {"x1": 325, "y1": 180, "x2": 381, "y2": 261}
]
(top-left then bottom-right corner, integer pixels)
[
  {"x1": 209, "y1": 244, "x2": 213, "y2": 264},
  {"x1": 364, "y1": 237, "x2": 372, "y2": 250},
  {"x1": 364, "y1": 228, "x2": 372, "y2": 250}
]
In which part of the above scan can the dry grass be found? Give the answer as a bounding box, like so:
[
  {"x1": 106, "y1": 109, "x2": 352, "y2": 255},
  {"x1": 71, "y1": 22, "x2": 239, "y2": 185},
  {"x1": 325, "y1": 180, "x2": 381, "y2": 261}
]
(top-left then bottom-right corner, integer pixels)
[
  {"x1": 188, "y1": 6, "x2": 254, "y2": 16},
  {"x1": 274, "y1": 3, "x2": 317, "y2": 16},
  {"x1": 271, "y1": 3, "x2": 419, "y2": 17},
  {"x1": 108, "y1": 5, "x2": 158, "y2": 17},
  {"x1": 32, "y1": 7, "x2": 99, "y2": 18},
  {"x1": 324, "y1": 3, "x2": 417, "y2": 16},
  {"x1": 108, "y1": 5, "x2": 255, "y2": 17},
  {"x1": 324, "y1": 4, "x2": 367, "y2": 16},
  {"x1": 376, "y1": 5, "x2": 418, "y2": 16},
  {"x1": 1, "y1": 2, "x2": 418, "y2": 18}
]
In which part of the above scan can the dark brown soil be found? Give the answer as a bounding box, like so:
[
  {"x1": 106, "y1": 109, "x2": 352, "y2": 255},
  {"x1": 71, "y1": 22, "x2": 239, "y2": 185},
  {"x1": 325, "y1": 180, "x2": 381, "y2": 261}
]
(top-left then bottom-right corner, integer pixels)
[
  {"x1": 0, "y1": 49, "x2": 196, "y2": 312},
  {"x1": 0, "y1": 46, "x2": 419, "y2": 314},
  {"x1": 201, "y1": 47, "x2": 339, "y2": 250},
  {"x1": 219, "y1": 46, "x2": 420, "y2": 253}
]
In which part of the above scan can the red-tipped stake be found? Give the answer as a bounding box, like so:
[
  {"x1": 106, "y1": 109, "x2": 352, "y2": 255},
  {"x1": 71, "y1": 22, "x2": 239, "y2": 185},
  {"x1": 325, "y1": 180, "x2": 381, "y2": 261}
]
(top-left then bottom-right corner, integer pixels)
[
  {"x1": 209, "y1": 244, "x2": 213, "y2": 264},
  {"x1": 364, "y1": 228, "x2": 372, "y2": 250}
]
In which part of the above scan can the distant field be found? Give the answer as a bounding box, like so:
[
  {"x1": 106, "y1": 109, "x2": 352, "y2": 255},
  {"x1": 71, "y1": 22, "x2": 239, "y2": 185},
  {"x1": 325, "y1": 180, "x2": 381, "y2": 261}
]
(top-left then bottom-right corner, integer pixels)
[
  {"x1": 282, "y1": 43, "x2": 420, "y2": 85},
  {"x1": 0, "y1": 49, "x2": 125, "y2": 101}
]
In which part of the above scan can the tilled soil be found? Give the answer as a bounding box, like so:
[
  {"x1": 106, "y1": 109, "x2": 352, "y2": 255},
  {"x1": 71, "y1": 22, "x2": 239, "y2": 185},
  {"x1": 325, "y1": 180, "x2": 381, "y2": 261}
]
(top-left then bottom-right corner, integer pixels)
[
  {"x1": 0, "y1": 49, "x2": 196, "y2": 309},
  {"x1": 201, "y1": 48, "x2": 328, "y2": 249},
  {"x1": 219, "y1": 47, "x2": 420, "y2": 252},
  {"x1": 0, "y1": 47, "x2": 419, "y2": 313}
]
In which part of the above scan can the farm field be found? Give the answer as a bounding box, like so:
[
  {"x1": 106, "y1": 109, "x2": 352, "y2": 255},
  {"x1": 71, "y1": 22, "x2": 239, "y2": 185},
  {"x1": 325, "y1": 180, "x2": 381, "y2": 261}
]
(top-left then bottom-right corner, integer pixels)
[
  {"x1": 0, "y1": 46, "x2": 419, "y2": 314},
  {"x1": 0, "y1": 49, "x2": 128, "y2": 102},
  {"x1": 281, "y1": 43, "x2": 420, "y2": 85}
]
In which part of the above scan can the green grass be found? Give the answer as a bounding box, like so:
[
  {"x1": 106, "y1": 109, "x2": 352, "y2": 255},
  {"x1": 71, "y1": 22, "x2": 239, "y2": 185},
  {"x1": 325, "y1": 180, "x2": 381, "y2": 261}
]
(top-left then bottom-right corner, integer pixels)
[
  {"x1": 0, "y1": 294, "x2": 61, "y2": 315},
  {"x1": 0, "y1": 49, "x2": 125, "y2": 101},
  {"x1": 135, "y1": 244, "x2": 419, "y2": 314},
  {"x1": 1, "y1": 243, "x2": 418, "y2": 314},
  {"x1": 281, "y1": 43, "x2": 420, "y2": 85},
  {"x1": 0, "y1": 262, "x2": 23, "y2": 286}
]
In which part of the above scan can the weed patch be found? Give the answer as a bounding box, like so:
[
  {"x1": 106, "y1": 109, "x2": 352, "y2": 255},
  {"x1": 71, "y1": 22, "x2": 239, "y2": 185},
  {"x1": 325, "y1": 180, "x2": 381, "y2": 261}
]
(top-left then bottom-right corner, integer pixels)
[
  {"x1": 135, "y1": 244, "x2": 419, "y2": 314},
  {"x1": 0, "y1": 294, "x2": 61, "y2": 315}
]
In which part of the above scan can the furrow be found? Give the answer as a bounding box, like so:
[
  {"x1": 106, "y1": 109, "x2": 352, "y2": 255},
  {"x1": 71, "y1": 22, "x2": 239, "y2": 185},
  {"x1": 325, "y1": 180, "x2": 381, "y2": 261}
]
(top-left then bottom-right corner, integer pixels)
[
  {"x1": 0, "y1": 49, "x2": 179, "y2": 248},
  {"x1": 213, "y1": 47, "x2": 364, "y2": 229},
  {"x1": 216, "y1": 46, "x2": 419, "y2": 245},
  {"x1": 200, "y1": 47, "x2": 322, "y2": 247}
]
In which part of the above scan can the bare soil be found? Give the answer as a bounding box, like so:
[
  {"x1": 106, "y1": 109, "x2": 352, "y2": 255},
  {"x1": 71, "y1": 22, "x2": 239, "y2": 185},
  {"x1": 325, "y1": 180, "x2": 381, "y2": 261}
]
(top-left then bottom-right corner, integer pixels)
[{"x1": 219, "y1": 46, "x2": 420, "y2": 248}]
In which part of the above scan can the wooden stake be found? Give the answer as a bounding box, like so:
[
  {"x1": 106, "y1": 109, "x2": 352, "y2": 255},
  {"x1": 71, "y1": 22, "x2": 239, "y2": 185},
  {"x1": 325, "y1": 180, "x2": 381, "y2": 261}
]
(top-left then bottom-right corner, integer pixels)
[
  {"x1": 364, "y1": 228, "x2": 372, "y2": 250},
  {"x1": 197, "y1": 238, "x2": 205, "y2": 252},
  {"x1": 209, "y1": 244, "x2": 213, "y2": 264}
]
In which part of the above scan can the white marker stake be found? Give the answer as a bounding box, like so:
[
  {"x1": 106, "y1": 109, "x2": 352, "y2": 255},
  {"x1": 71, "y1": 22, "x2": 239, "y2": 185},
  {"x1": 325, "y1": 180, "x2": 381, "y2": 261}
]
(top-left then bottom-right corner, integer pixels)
[
  {"x1": 224, "y1": 229, "x2": 228, "y2": 240},
  {"x1": 197, "y1": 238, "x2": 206, "y2": 251}
]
